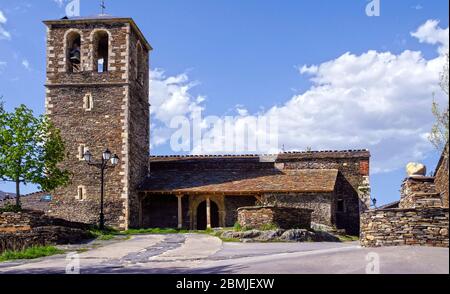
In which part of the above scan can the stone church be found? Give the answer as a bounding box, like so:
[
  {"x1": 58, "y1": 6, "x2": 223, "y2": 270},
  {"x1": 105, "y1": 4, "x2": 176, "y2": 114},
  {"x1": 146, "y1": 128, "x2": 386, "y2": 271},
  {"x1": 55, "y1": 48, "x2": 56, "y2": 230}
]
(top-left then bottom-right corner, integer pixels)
[{"x1": 43, "y1": 15, "x2": 371, "y2": 235}]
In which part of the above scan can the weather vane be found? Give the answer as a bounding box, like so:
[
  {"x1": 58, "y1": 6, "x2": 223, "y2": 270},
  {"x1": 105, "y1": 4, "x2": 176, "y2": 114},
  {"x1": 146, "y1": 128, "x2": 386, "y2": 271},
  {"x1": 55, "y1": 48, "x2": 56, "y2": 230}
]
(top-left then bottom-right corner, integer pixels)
[{"x1": 100, "y1": 0, "x2": 106, "y2": 15}]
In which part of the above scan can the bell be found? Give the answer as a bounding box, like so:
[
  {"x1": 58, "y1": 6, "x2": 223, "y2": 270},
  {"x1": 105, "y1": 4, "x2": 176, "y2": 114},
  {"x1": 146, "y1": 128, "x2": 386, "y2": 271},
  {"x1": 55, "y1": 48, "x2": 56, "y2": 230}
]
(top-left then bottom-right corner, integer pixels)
[{"x1": 69, "y1": 48, "x2": 81, "y2": 64}]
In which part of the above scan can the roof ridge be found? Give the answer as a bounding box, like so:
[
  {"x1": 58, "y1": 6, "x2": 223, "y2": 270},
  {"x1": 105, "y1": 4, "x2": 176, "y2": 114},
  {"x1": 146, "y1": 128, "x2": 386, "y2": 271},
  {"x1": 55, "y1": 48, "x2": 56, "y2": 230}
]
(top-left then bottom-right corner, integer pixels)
[{"x1": 150, "y1": 149, "x2": 370, "y2": 159}]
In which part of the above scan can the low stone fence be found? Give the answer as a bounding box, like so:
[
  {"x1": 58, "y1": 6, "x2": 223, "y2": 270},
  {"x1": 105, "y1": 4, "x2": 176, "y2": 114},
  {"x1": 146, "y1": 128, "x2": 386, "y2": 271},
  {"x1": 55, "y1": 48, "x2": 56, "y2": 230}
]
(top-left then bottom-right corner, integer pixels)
[
  {"x1": 0, "y1": 210, "x2": 92, "y2": 253},
  {"x1": 237, "y1": 206, "x2": 313, "y2": 230},
  {"x1": 0, "y1": 210, "x2": 89, "y2": 233},
  {"x1": 360, "y1": 207, "x2": 449, "y2": 247}
]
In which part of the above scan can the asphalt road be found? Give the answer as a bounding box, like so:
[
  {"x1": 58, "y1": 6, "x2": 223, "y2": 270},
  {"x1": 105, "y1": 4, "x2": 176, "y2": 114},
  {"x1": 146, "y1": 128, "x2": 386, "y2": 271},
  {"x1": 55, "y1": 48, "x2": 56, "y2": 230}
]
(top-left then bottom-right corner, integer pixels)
[{"x1": 0, "y1": 234, "x2": 448, "y2": 274}]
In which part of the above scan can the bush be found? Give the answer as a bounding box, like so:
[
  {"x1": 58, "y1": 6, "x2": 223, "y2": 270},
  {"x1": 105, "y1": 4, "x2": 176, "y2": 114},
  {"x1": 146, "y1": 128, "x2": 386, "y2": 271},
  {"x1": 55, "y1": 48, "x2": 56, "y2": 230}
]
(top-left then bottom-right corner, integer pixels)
[
  {"x1": 0, "y1": 204, "x2": 22, "y2": 213},
  {"x1": 233, "y1": 222, "x2": 242, "y2": 232}
]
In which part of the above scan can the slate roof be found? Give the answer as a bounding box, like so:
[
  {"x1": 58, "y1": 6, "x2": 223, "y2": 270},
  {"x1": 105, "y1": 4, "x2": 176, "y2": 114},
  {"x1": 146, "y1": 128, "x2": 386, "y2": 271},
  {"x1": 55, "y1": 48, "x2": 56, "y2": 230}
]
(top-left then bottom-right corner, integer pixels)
[{"x1": 140, "y1": 169, "x2": 339, "y2": 195}]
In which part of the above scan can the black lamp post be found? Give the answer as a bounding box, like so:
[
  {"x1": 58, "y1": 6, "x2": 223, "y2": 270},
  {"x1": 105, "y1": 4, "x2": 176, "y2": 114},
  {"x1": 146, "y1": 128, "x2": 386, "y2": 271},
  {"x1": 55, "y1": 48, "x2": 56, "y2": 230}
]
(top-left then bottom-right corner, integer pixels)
[{"x1": 83, "y1": 149, "x2": 120, "y2": 230}]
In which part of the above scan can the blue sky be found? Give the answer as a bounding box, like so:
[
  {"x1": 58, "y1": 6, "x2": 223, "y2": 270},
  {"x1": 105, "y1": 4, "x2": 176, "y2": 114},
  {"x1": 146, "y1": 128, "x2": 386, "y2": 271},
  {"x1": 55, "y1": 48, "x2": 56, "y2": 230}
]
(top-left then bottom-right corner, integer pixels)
[{"x1": 0, "y1": 0, "x2": 449, "y2": 205}]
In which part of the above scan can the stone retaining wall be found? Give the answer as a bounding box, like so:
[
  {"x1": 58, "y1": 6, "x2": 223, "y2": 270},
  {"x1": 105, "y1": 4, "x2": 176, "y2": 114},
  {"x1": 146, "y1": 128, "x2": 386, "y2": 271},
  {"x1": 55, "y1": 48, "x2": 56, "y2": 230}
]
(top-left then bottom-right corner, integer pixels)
[
  {"x1": 0, "y1": 210, "x2": 90, "y2": 233},
  {"x1": 237, "y1": 206, "x2": 312, "y2": 230},
  {"x1": 0, "y1": 226, "x2": 91, "y2": 253},
  {"x1": 360, "y1": 208, "x2": 449, "y2": 247},
  {"x1": 0, "y1": 210, "x2": 92, "y2": 253}
]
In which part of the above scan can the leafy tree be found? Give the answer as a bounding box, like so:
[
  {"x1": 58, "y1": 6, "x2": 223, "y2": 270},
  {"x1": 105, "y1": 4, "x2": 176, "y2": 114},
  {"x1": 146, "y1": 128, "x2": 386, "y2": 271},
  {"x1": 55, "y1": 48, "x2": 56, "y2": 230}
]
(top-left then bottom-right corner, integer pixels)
[
  {"x1": 0, "y1": 104, "x2": 70, "y2": 207},
  {"x1": 429, "y1": 53, "x2": 449, "y2": 161}
]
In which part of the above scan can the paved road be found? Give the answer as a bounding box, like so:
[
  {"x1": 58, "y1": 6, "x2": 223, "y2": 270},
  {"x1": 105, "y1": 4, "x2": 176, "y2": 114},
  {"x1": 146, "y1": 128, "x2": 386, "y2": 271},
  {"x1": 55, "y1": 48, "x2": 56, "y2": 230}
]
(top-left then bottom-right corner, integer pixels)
[{"x1": 0, "y1": 234, "x2": 448, "y2": 274}]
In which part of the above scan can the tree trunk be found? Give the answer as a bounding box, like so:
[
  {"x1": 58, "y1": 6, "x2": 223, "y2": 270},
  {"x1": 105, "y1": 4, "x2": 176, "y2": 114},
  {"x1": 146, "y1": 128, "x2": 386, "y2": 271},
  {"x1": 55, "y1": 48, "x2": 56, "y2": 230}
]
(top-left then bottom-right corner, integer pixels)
[{"x1": 15, "y1": 178, "x2": 21, "y2": 207}]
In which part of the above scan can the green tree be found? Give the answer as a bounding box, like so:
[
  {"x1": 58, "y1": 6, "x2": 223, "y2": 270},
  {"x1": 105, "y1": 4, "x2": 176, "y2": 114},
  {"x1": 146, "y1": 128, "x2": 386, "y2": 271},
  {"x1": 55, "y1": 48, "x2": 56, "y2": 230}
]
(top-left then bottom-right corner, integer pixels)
[
  {"x1": 0, "y1": 104, "x2": 70, "y2": 207},
  {"x1": 429, "y1": 53, "x2": 449, "y2": 161}
]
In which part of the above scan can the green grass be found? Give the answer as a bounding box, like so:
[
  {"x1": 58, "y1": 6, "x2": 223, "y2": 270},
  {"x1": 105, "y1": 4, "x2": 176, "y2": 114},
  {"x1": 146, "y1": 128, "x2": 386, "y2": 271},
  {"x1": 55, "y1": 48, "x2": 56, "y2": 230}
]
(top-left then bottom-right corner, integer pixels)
[
  {"x1": 338, "y1": 235, "x2": 360, "y2": 242},
  {"x1": 97, "y1": 234, "x2": 115, "y2": 241},
  {"x1": 121, "y1": 228, "x2": 191, "y2": 235},
  {"x1": 0, "y1": 246, "x2": 64, "y2": 262},
  {"x1": 219, "y1": 237, "x2": 241, "y2": 242}
]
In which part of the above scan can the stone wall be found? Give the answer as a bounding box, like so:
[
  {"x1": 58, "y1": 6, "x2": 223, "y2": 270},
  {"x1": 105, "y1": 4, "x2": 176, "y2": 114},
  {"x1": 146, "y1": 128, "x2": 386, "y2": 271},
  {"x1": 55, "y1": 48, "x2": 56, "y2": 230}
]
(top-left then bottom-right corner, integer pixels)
[
  {"x1": 277, "y1": 150, "x2": 371, "y2": 212},
  {"x1": 0, "y1": 210, "x2": 91, "y2": 253},
  {"x1": 0, "y1": 210, "x2": 89, "y2": 233},
  {"x1": 261, "y1": 193, "x2": 334, "y2": 227},
  {"x1": 360, "y1": 208, "x2": 449, "y2": 247},
  {"x1": 435, "y1": 152, "x2": 449, "y2": 208},
  {"x1": 400, "y1": 176, "x2": 442, "y2": 209},
  {"x1": 44, "y1": 19, "x2": 150, "y2": 229},
  {"x1": 224, "y1": 196, "x2": 257, "y2": 227},
  {"x1": 237, "y1": 206, "x2": 313, "y2": 230},
  {"x1": 0, "y1": 227, "x2": 91, "y2": 254}
]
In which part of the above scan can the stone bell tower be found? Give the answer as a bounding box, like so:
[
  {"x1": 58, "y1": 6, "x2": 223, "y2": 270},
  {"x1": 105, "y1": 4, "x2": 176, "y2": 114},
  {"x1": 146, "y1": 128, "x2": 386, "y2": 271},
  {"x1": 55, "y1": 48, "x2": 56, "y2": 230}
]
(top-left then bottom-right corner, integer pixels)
[{"x1": 43, "y1": 16, "x2": 151, "y2": 229}]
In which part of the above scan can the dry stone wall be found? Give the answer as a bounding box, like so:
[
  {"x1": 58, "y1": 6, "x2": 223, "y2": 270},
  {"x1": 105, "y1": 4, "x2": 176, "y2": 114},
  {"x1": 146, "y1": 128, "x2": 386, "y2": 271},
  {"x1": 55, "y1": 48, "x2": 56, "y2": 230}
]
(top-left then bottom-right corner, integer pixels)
[
  {"x1": 237, "y1": 206, "x2": 313, "y2": 230},
  {"x1": 360, "y1": 208, "x2": 449, "y2": 247}
]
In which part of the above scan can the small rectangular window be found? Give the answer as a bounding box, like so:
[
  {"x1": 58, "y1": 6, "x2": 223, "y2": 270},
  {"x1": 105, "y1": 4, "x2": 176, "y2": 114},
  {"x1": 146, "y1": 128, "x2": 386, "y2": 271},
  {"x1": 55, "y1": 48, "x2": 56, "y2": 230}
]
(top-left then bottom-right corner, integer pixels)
[
  {"x1": 78, "y1": 144, "x2": 87, "y2": 160},
  {"x1": 337, "y1": 199, "x2": 345, "y2": 212},
  {"x1": 83, "y1": 93, "x2": 93, "y2": 111},
  {"x1": 77, "y1": 186, "x2": 86, "y2": 200}
]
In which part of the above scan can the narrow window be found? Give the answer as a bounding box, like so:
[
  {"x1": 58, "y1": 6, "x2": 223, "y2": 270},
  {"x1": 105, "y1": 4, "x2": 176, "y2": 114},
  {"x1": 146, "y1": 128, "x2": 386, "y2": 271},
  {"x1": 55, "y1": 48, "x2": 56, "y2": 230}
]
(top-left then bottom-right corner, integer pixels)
[
  {"x1": 78, "y1": 144, "x2": 86, "y2": 160},
  {"x1": 77, "y1": 186, "x2": 86, "y2": 200},
  {"x1": 83, "y1": 93, "x2": 93, "y2": 111},
  {"x1": 337, "y1": 199, "x2": 345, "y2": 212},
  {"x1": 66, "y1": 32, "x2": 81, "y2": 73},
  {"x1": 94, "y1": 31, "x2": 109, "y2": 73}
]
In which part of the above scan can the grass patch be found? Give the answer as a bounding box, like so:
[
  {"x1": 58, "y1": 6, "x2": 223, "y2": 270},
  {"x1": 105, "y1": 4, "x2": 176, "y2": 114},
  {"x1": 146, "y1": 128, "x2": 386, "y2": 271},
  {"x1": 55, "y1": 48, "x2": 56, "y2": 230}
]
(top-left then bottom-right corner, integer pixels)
[
  {"x1": 97, "y1": 234, "x2": 115, "y2": 241},
  {"x1": 0, "y1": 246, "x2": 64, "y2": 262},
  {"x1": 121, "y1": 228, "x2": 191, "y2": 235},
  {"x1": 338, "y1": 235, "x2": 360, "y2": 242},
  {"x1": 219, "y1": 237, "x2": 240, "y2": 243},
  {"x1": 258, "y1": 223, "x2": 279, "y2": 231}
]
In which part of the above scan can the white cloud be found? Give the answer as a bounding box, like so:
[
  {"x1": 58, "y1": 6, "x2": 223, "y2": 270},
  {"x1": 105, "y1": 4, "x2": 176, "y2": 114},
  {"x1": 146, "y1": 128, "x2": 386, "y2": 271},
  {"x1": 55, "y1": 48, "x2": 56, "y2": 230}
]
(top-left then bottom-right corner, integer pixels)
[
  {"x1": 0, "y1": 10, "x2": 11, "y2": 40},
  {"x1": 21, "y1": 59, "x2": 31, "y2": 71},
  {"x1": 411, "y1": 19, "x2": 449, "y2": 54},
  {"x1": 149, "y1": 69, "x2": 205, "y2": 148},
  {"x1": 150, "y1": 20, "x2": 449, "y2": 174}
]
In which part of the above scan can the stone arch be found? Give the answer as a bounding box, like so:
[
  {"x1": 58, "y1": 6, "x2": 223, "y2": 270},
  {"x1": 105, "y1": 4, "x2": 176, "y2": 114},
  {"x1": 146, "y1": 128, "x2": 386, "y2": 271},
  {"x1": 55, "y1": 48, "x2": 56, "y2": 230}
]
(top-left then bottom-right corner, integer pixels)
[
  {"x1": 89, "y1": 29, "x2": 113, "y2": 72},
  {"x1": 64, "y1": 29, "x2": 83, "y2": 72},
  {"x1": 189, "y1": 195, "x2": 226, "y2": 230}
]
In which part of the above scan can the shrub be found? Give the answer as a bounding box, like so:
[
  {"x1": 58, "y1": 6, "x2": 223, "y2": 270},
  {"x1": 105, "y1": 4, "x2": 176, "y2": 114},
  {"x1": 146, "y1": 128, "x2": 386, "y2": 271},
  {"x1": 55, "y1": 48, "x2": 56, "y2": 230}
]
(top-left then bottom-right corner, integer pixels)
[
  {"x1": 233, "y1": 222, "x2": 242, "y2": 232},
  {"x1": 0, "y1": 204, "x2": 22, "y2": 213}
]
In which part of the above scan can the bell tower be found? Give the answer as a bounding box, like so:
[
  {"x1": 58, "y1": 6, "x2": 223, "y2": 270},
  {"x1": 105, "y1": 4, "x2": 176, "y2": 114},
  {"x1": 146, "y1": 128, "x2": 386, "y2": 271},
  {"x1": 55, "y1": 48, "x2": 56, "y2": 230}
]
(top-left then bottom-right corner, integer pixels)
[{"x1": 43, "y1": 16, "x2": 152, "y2": 229}]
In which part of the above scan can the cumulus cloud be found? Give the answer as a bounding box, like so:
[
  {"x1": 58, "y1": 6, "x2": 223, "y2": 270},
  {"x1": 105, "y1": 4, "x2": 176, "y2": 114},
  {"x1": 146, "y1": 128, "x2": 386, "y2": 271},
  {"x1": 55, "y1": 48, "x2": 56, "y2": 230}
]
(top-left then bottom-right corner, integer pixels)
[
  {"x1": 411, "y1": 19, "x2": 449, "y2": 54},
  {"x1": 149, "y1": 69, "x2": 205, "y2": 148},
  {"x1": 0, "y1": 10, "x2": 11, "y2": 40},
  {"x1": 150, "y1": 20, "x2": 449, "y2": 174}
]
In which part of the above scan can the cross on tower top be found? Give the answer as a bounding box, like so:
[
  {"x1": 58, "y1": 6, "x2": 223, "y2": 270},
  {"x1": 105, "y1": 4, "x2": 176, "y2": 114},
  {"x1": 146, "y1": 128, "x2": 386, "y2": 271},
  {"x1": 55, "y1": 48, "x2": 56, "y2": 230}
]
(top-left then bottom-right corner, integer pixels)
[{"x1": 100, "y1": 0, "x2": 106, "y2": 15}]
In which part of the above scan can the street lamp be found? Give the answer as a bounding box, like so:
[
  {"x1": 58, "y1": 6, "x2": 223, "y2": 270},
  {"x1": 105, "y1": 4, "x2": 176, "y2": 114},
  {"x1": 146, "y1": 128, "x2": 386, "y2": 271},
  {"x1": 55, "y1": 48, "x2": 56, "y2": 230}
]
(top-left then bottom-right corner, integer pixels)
[{"x1": 83, "y1": 149, "x2": 119, "y2": 230}]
